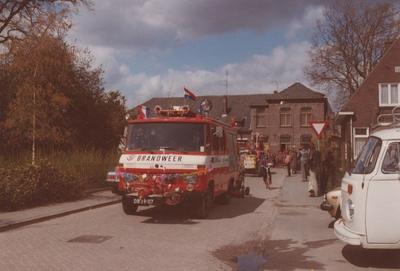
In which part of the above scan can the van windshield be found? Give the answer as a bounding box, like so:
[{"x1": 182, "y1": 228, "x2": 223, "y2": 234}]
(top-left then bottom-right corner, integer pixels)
[
  {"x1": 351, "y1": 136, "x2": 381, "y2": 174},
  {"x1": 126, "y1": 122, "x2": 206, "y2": 153}
]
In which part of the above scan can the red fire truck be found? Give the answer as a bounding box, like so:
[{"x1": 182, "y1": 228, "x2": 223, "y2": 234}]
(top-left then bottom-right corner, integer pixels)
[{"x1": 117, "y1": 104, "x2": 241, "y2": 218}]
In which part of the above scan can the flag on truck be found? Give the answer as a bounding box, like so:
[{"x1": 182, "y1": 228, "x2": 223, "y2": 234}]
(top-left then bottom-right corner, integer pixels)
[
  {"x1": 138, "y1": 105, "x2": 150, "y2": 119},
  {"x1": 184, "y1": 87, "x2": 196, "y2": 101}
]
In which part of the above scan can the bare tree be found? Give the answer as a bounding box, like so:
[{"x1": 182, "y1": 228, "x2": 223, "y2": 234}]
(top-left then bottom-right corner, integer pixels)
[
  {"x1": 304, "y1": 0, "x2": 400, "y2": 110},
  {"x1": 0, "y1": 0, "x2": 92, "y2": 44}
]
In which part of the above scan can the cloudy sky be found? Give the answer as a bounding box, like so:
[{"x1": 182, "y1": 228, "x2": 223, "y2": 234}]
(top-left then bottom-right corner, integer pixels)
[{"x1": 68, "y1": 0, "x2": 331, "y2": 109}]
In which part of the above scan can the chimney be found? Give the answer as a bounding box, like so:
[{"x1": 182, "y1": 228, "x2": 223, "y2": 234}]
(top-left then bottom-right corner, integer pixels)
[
  {"x1": 273, "y1": 90, "x2": 278, "y2": 94},
  {"x1": 385, "y1": 41, "x2": 393, "y2": 51},
  {"x1": 222, "y1": 95, "x2": 227, "y2": 117}
]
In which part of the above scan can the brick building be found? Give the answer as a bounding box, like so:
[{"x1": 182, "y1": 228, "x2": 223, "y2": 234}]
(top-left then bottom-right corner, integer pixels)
[
  {"x1": 132, "y1": 82, "x2": 333, "y2": 153},
  {"x1": 250, "y1": 82, "x2": 333, "y2": 152},
  {"x1": 335, "y1": 39, "x2": 400, "y2": 169}
]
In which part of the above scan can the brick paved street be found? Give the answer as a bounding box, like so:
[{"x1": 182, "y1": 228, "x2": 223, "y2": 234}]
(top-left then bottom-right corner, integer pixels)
[{"x1": 0, "y1": 169, "x2": 285, "y2": 271}]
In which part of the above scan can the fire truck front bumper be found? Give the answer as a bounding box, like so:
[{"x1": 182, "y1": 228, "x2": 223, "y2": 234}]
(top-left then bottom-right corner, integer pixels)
[{"x1": 124, "y1": 190, "x2": 206, "y2": 206}]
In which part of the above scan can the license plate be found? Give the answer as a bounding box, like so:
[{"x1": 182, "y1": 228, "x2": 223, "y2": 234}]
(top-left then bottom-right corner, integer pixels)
[
  {"x1": 133, "y1": 198, "x2": 154, "y2": 205},
  {"x1": 244, "y1": 161, "x2": 255, "y2": 169}
]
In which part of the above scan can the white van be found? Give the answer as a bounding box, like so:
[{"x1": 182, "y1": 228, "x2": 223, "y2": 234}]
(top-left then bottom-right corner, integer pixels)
[{"x1": 334, "y1": 127, "x2": 400, "y2": 249}]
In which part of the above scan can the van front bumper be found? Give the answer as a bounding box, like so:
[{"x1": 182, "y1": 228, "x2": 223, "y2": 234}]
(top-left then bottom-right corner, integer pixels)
[{"x1": 334, "y1": 219, "x2": 362, "y2": 246}]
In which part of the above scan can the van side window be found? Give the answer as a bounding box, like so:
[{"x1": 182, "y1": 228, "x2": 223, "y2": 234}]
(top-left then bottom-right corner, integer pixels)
[{"x1": 382, "y1": 143, "x2": 399, "y2": 173}]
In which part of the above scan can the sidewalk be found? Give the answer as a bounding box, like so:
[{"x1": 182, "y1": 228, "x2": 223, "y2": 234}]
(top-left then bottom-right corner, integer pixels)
[
  {"x1": 278, "y1": 171, "x2": 323, "y2": 208},
  {"x1": 0, "y1": 189, "x2": 121, "y2": 232}
]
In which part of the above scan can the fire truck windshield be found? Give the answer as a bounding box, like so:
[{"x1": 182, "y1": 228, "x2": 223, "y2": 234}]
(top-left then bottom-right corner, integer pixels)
[{"x1": 126, "y1": 122, "x2": 206, "y2": 152}]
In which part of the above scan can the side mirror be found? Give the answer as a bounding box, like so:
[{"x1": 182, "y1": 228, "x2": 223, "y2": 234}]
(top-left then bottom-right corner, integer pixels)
[{"x1": 215, "y1": 127, "x2": 223, "y2": 137}]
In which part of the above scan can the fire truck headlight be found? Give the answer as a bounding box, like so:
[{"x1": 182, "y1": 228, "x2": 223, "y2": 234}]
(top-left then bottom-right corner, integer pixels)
[
  {"x1": 187, "y1": 184, "x2": 194, "y2": 192},
  {"x1": 184, "y1": 174, "x2": 198, "y2": 184}
]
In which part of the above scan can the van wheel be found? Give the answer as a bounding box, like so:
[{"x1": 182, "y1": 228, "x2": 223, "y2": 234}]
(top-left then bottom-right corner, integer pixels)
[
  {"x1": 198, "y1": 188, "x2": 212, "y2": 219},
  {"x1": 122, "y1": 195, "x2": 138, "y2": 215}
]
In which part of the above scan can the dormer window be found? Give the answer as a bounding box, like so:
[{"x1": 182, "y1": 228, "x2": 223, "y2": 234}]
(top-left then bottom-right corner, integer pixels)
[{"x1": 379, "y1": 83, "x2": 400, "y2": 106}]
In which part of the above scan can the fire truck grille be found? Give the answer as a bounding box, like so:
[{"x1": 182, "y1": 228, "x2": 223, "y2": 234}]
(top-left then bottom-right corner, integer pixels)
[{"x1": 134, "y1": 173, "x2": 181, "y2": 184}]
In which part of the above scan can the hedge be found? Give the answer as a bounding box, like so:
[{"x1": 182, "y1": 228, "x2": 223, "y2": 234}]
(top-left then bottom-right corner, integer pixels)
[{"x1": 0, "y1": 160, "x2": 85, "y2": 211}]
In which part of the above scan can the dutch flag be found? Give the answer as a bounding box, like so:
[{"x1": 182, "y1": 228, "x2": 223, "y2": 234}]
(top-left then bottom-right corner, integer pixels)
[
  {"x1": 184, "y1": 87, "x2": 196, "y2": 101},
  {"x1": 138, "y1": 105, "x2": 150, "y2": 119}
]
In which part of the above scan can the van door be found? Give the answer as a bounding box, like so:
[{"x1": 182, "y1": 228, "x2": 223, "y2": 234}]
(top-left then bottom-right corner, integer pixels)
[{"x1": 366, "y1": 142, "x2": 400, "y2": 244}]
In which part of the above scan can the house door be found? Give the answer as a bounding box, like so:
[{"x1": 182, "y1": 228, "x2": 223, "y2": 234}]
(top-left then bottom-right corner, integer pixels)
[
  {"x1": 366, "y1": 142, "x2": 400, "y2": 244},
  {"x1": 280, "y1": 136, "x2": 291, "y2": 152}
]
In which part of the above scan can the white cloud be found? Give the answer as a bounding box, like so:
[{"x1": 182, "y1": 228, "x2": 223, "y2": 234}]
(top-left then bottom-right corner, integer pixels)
[
  {"x1": 286, "y1": 5, "x2": 325, "y2": 40},
  {"x1": 67, "y1": 0, "x2": 328, "y2": 109},
  {"x1": 113, "y1": 41, "x2": 312, "y2": 109},
  {"x1": 71, "y1": 0, "x2": 329, "y2": 51}
]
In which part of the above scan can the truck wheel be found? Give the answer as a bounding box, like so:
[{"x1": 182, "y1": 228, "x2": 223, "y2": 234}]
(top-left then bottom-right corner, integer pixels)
[
  {"x1": 198, "y1": 188, "x2": 212, "y2": 219},
  {"x1": 218, "y1": 182, "x2": 232, "y2": 205},
  {"x1": 122, "y1": 195, "x2": 138, "y2": 215}
]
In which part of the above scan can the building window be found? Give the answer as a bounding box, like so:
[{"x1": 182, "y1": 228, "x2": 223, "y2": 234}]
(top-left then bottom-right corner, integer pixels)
[
  {"x1": 300, "y1": 107, "x2": 312, "y2": 126},
  {"x1": 353, "y1": 127, "x2": 369, "y2": 159},
  {"x1": 256, "y1": 108, "x2": 266, "y2": 127},
  {"x1": 280, "y1": 108, "x2": 291, "y2": 127},
  {"x1": 379, "y1": 83, "x2": 400, "y2": 106},
  {"x1": 280, "y1": 136, "x2": 291, "y2": 151},
  {"x1": 300, "y1": 135, "x2": 312, "y2": 149}
]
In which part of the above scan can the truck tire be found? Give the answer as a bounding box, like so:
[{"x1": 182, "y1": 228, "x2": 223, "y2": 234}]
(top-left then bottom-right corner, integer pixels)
[
  {"x1": 122, "y1": 195, "x2": 138, "y2": 215},
  {"x1": 217, "y1": 181, "x2": 232, "y2": 205},
  {"x1": 198, "y1": 188, "x2": 212, "y2": 219}
]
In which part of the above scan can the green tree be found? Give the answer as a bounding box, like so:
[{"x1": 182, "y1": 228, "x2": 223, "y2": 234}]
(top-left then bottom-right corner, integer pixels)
[
  {"x1": 0, "y1": 13, "x2": 127, "y2": 158},
  {"x1": 304, "y1": 0, "x2": 400, "y2": 110},
  {"x1": 2, "y1": 13, "x2": 74, "y2": 157}
]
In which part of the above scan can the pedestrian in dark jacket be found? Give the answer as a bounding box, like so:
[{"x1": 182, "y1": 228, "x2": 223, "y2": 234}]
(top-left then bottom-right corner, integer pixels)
[
  {"x1": 290, "y1": 149, "x2": 298, "y2": 174},
  {"x1": 300, "y1": 146, "x2": 309, "y2": 182}
]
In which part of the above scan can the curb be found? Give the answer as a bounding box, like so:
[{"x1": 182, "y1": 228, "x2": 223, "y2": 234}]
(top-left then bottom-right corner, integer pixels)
[{"x1": 0, "y1": 192, "x2": 121, "y2": 232}]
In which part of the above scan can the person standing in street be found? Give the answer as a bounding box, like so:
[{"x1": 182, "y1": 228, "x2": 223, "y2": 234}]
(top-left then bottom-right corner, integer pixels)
[
  {"x1": 290, "y1": 148, "x2": 298, "y2": 174},
  {"x1": 308, "y1": 143, "x2": 321, "y2": 197},
  {"x1": 300, "y1": 145, "x2": 309, "y2": 182},
  {"x1": 321, "y1": 148, "x2": 334, "y2": 194},
  {"x1": 285, "y1": 151, "x2": 291, "y2": 177}
]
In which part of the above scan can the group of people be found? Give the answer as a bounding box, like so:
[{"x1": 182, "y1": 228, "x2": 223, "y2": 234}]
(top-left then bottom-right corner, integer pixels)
[
  {"x1": 296, "y1": 143, "x2": 335, "y2": 197},
  {"x1": 249, "y1": 139, "x2": 335, "y2": 197},
  {"x1": 280, "y1": 143, "x2": 334, "y2": 197}
]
